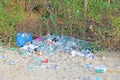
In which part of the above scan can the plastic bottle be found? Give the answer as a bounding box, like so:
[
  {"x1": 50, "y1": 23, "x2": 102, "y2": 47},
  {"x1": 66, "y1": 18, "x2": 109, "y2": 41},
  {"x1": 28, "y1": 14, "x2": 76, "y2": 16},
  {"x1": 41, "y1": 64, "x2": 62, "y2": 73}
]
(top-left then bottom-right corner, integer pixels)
[{"x1": 94, "y1": 65, "x2": 106, "y2": 73}]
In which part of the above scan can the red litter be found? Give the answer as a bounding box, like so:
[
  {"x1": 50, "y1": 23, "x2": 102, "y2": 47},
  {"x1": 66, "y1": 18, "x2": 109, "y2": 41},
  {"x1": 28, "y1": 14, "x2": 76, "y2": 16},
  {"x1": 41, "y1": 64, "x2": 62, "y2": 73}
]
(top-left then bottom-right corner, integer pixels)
[{"x1": 42, "y1": 59, "x2": 48, "y2": 63}]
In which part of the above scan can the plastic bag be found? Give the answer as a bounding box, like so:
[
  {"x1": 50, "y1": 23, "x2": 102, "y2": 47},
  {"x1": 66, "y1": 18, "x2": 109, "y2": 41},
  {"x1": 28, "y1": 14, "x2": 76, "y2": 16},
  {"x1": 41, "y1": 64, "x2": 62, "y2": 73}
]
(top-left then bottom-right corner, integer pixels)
[{"x1": 16, "y1": 32, "x2": 33, "y2": 47}]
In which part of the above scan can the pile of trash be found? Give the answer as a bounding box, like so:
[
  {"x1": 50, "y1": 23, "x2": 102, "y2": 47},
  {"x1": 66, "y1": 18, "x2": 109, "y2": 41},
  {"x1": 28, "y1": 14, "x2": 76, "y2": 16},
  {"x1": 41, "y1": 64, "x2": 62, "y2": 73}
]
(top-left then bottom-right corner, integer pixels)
[{"x1": 17, "y1": 32, "x2": 97, "y2": 57}]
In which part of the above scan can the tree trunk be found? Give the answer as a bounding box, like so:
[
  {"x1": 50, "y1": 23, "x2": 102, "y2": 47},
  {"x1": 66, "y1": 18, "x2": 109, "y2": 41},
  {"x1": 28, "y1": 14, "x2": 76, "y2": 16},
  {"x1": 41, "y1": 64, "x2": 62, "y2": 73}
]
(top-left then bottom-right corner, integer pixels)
[
  {"x1": 108, "y1": 0, "x2": 110, "y2": 4},
  {"x1": 24, "y1": 0, "x2": 29, "y2": 12},
  {"x1": 31, "y1": 0, "x2": 35, "y2": 4},
  {"x1": 15, "y1": 0, "x2": 18, "y2": 3},
  {"x1": 84, "y1": 0, "x2": 88, "y2": 16}
]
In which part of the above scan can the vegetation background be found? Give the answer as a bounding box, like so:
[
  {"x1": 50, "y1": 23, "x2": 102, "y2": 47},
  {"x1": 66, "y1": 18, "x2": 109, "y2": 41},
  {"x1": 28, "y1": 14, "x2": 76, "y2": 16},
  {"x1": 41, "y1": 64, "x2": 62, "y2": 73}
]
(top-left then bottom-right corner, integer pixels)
[{"x1": 0, "y1": 0, "x2": 120, "y2": 50}]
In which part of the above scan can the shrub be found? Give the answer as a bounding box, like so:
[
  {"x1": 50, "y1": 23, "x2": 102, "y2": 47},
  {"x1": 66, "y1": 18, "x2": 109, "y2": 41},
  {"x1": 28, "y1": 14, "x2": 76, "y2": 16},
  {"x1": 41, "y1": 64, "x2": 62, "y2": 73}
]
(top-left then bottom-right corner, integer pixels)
[{"x1": 0, "y1": 0, "x2": 23, "y2": 46}]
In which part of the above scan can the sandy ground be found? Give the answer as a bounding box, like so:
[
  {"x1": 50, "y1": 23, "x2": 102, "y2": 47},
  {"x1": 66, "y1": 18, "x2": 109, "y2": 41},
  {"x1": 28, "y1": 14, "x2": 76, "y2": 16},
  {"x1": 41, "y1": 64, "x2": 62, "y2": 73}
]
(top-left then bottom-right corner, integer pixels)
[{"x1": 0, "y1": 48, "x2": 120, "y2": 80}]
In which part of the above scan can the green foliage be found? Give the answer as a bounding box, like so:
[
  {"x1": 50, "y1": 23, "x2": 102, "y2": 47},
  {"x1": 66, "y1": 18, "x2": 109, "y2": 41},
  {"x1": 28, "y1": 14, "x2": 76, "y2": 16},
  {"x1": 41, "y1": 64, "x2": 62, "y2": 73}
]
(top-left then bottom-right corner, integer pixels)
[
  {"x1": 0, "y1": 0, "x2": 120, "y2": 50},
  {"x1": 87, "y1": 0, "x2": 110, "y2": 20},
  {"x1": 52, "y1": 0, "x2": 119, "y2": 50},
  {"x1": 0, "y1": 0, "x2": 23, "y2": 45},
  {"x1": 111, "y1": 16, "x2": 120, "y2": 40},
  {"x1": 0, "y1": 0, "x2": 10, "y2": 8}
]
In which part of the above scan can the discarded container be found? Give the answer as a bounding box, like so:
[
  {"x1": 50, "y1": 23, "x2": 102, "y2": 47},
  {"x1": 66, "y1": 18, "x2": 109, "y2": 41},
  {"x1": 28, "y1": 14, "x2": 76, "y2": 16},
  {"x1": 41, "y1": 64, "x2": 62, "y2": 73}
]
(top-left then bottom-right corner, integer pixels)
[
  {"x1": 29, "y1": 65, "x2": 34, "y2": 69},
  {"x1": 94, "y1": 65, "x2": 106, "y2": 73},
  {"x1": 9, "y1": 48, "x2": 17, "y2": 51},
  {"x1": 10, "y1": 61, "x2": 16, "y2": 65},
  {"x1": 95, "y1": 77, "x2": 100, "y2": 80},
  {"x1": 35, "y1": 51, "x2": 41, "y2": 55},
  {"x1": 35, "y1": 37, "x2": 42, "y2": 42},
  {"x1": 71, "y1": 50, "x2": 77, "y2": 57},
  {"x1": 81, "y1": 49, "x2": 90, "y2": 56},
  {"x1": 0, "y1": 54, "x2": 6, "y2": 58},
  {"x1": 42, "y1": 59, "x2": 48, "y2": 63}
]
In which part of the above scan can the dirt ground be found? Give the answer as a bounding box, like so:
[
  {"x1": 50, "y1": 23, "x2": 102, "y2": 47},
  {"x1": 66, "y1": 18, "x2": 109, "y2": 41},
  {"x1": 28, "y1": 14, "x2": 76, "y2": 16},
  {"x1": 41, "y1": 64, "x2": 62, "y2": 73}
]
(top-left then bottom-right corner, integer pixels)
[{"x1": 0, "y1": 47, "x2": 120, "y2": 80}]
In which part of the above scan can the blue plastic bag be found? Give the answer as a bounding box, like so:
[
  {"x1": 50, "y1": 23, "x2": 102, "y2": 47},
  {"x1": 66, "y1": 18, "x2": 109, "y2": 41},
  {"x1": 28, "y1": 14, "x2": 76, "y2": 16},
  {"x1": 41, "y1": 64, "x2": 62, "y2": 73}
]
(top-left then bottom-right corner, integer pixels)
[{"x1": 16, "y1": 32, "x2": 33, "y2": 47}]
